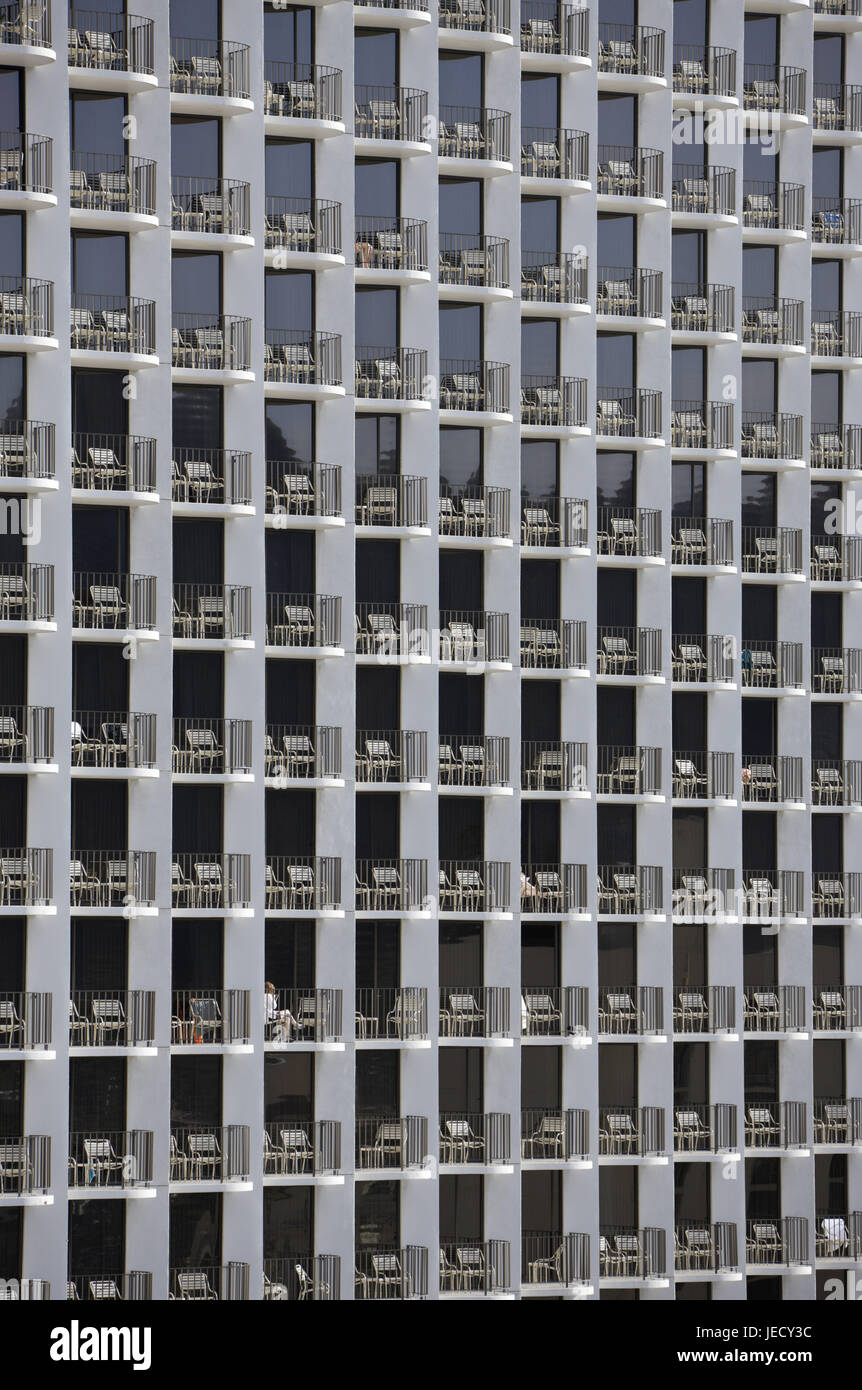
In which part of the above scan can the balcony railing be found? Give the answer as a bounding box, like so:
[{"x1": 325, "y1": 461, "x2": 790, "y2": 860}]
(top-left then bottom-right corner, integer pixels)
[
  {"x1": 672, "y1": 634, "x2": 734, "y2": 685},
  {"x1": 672, "y1": 403, "x2": 734, "y2": 457},
  {"x1": 522, "y1": 739, "x2": 586, "y2": 792},
  {"x1": 439, "y1": 1112, "x2": 510, "y2": 1166},
  {"x1": 598, "y1": 23, "x2": 664, "y2": 77},
  {"x1": 522, "y1": 1109, "x2": 589, "y2": 1161},
  {"x1": 68, "y1": 1272, "x2": 152, "y2": 1301},
  {"x1": 673, "y1": 986, "x2": 735, "y2": 1035},
  {"x1": 743, "y1": 179, "x2": 804, "y2": 231},
  {"x1": 672, "y1": 515, "x2": 733, "y2": 566},
  {"x1": 0, "y1": 1135, "x2": 49, "y2": 1196},
  {"x1": 70, "y1": 851, "x2": 156, "y2": 909},
  {"x1": 674, "y1": 1223, "x2": 738, "y2": 1274},
  {"x1": 814, "y1": 83, "x2": 862, "y2": 132},
  {"x1": 263, "y1": 60, "x2": 341, "y2": 122},
  {"x1": 672, "y1": 749, "x2": 734, "y2": 801},
  {"x1": 597, "y1": 504, "x2": 661, "y2": 557},
  {"x1": 520, "y1": 617, "x2": 586, "y2": 672},
  {"x1": 0, "y1": 705, "x2": 53, "y2": 765},
  {"x1": 596, "y1": 385, "x2": 662, "y2": 438},
  {"x1": 72, "y1": 432, "x2": 156, "y2": 496},
  {"x1": 813, "y1": 872, "x2": 862, "y2": 919},
  {"x1": 743, "y1": 872, "x2": 805, "y2": 920},
  {"x1": 1, "y1": 1, "x2": 51, "y2": 49},
  {"x1": 71, "y1": 293, "x2": 154, "y2": 356},
  {"x1": 439, "y1": 609, "x2": 509, "y2": 664},
  {"x1": 521, "y1": 374, "x2": 587, "y2": 428},
  {"x1": 0, "y1": 419, "x2": 53, "y2": 482},
  {"x1": 814, "y1": 1100, "x2": 862, "y2": 1145},
  {"x1": 672, "y1": 868, "x2": 735, "y2": 919},
  {"x1": 521, "y1": 495, "x2": 587, "y2": 548},
  {"x1": 355, "y1": 347, "x2": 427, "y2": 402},
  {"x1": 597, "y1": 144, "x2": 663, "y2": 199},
  {"x1": 742, "y1": 410, "x2": 803, "y2": 461},
  {"x1": 522, "y1": 249, "x2": 587, "y2": 306},
  {"x1": 169, "y1": 1263, "x2": 249, "y2": 1301},
  {"x1": 600, "y1": 1228, "x2": 666, "y2": 1280},
  {"x1": 356, "y1": 988, "x2": 428, "y2": 1042},
  {"x1": 671, "y1": 164, "x2": 734, "y2": 216},
  {"x1": 171, "y1": 990, "x2": 250, "y2": 1047},
  {"x1": 439, "y1": 105, "x2": 510, "y2": 161},
  {"x1": 521, "y1": 126, "x2": 588, "y2": 181},
  {"x1": 266, "y1": 461, "x2": 342, "y2": 520},
  {"x1": 439, "y1": 0, "x2": 511, "y2": 36},
  {"x1": 597, "y1": 625, "x2": 662, "y2": 677},
  {"x1": 69, "y1": 991, "x2": 155, "y2": 1048},
  {"x1": 174, "y1": 583, "x2": 252, "y2": 642},
  {"x1": 172, "y1": 313, "x2": 251, "y2": 372},
  {"x1": 0, "y1": 992, "x2": 51, "y2": 1051},
  {"x1": 172, "y1": 853, "x2": 252, "y2": 911},
  {"x1": 356, "y1": 728, "x2": 426, "y2": 784},
  {"x1": 521, "y1": 863, "x2": 588, "y2": 914},
  {"x1": 355, "y1": 85, "x2": 428, "y2": 143},
  {"x1": 354, "y1": 1247, "x2": 427, "y2": 1300},
  {"x1": 598, "y1": 985, "x2": 663, "y2": 1035},
  {"x1": 71, "y1": 11, "x2": 154, "y2": 75},
  {"x1": 520, "y1": 2, "x2": 588, "y2": 59},
  {"x1": 439, "y1": 860, "x2": 510, "y2": 913},
  {"x1": 811, "y1": 423, "x2": 862, "y2": 472},
  {"x1": 440, "y1": 986, "x2": 510, "y2": 1039},
  {"x1": 355, "y1": 1116, "x2": 428, "y2": 1171},
  {"x1": 70, "y1": 712, "x2": 151, "y2": 769},
  {"x1": 743, "y1": 296, "x2": 803, "y2": 347},
  {"x1": 439, "y1": 484, "x2": 511, "y2": 539},
  {"x1": 264, "y1": 1255, "x2": 340, "y2": 1301},
  {"x1": 812, "y1": 756, "x2": 862, "y2": 806},
  {"x1": 355, "y1": 859, "x2": 428, "y2": 912},
  {"x1": 171, "y1": 718, "x2": 252, "y2": 776},
  {"x1": 521, "y1": 986, "x2": 587, "y2": 1038},
  {"x1": 746, "y1": 1219, "x2": 809, "y2": 1268},
  {"x1": 170, "y1": 37, "x2": 249, "y2": 99},
  {"x1": 170, "y1": 1126, "x2": 250, "y2": 1183},
  {"x1": 440, "y1": 232, "x2": 509, "y2": 290},
  {"x1": 0, "y1": 132, "x2": 51, "y2": 195},
  {"x1": 815, "y1": 0, "x2": 862, "y2": 13},
  {"x1": 0, "y1": 849, "x2": 52, "y2": 908},
  {"x1": 671, "y1": 282, "x2": 734, "y2": 334},
  {"x1": 596, "y1": 264, "x2": 661, "y2": 319},
  {"x1": 744, "y1": 985, "x2": 806, "y2": 1034},
  {"x1": 745, "y1": 1102, "x2": 807, "y2": 1151},
  {"x1": 741, "y1": 526, "x2": 803, "y2": 575},
  {"x1": 73, "y1": 572, "x2": 156, "y2": 632},
  {"x1": 263, "y1": 1120, "x2": 341, "y2": 1177},
  {"x1": 815, "y1": 1213, "x2": 862, "y2": 1261},
  {"x1": 266, "y1": 592, "x2": 341, "y2": 650},
  {"x1": 813, "y1": 310, "x2": 862, "y2": 359},
  {"x1": 597, "y1": 744, "x2": 661, "y2": 796},
  {"x1": 356, "y1": 601, "x2": 425, "y2": 658},
  {"x1": 266, "y1": 724, "x2": 341, "y2": 782},
  {"x1": 357, "y1": 216, "x2": 427, "y2": 273},
  {"x1": 440, "y1": 358, "x2": 509, "y2": 414},
  {"x1": 171, "y1": 176, "x2": 250, "y2": 238},
  {"x1": 522, "y1": 1232, "x2": 590, "y2": 1288},
  {"x1": 264, "y1": 328, "x2": 341, "y2": 387},
  {"x1": 0, "y1": 275, "x2": 53, "y2": 338},
  {"x1": 440, "y1": 1241, "x2": 510, "y2": 1295},
  {"x1": 741, "y1": 754, "x2": 804, "y2": 804},
  {"x1": 265, "y1": 988, "x2": 342, "y2": 1045},
  {"x1": 267, "y1": 196, "x2": 341, "y2": 258},
  {"x1": 172, "y1": 446, "x2": 251, "y2": 507},
  {"x1": 598, "y1": 865, "x2": 663, "y2": 915},
  {"x1": 673, "y1": 45, "x2": 736, "y2": 98},
  {"x1": 741, "y1": 639, "x2": 803, "y2": 690},
  {"x1": 743, "y1": 64, "x2": 806, "y2": 115},
  {"x1": 68, "y1": 1130, "x2": 153, "y2": 1189},
  {"x1": 814, "y1": 987, "x2": 862, "y2": 1032},
  {"x1": 70, "y1": 152, "x2": 155, "y2": 217},
  {"x1": 813, "y1": 198, "x2": 862, "y2": 248},
  {"x1": 265, "y1": 856, "x2": 341, "y2": 912},
  {"x1": 439, "y1": 733, "x2": 509, "y2": 788},
  {"x1": 599, "y1": 1106, "x2": 665, "y2": 1157}
]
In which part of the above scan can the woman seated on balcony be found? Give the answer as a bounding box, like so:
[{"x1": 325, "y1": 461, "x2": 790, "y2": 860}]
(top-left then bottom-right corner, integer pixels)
[{"x1": 265, "y1": 982, "x2": 298, "y2": 1042}]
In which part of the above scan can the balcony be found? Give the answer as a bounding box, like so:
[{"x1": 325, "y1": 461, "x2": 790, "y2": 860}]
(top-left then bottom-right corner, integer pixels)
[
  {"x1": 597, "y1": 744, "x2": 661, "y2": 799},
  {"x1": 172, "y1": 446, "x2": 252, "y2": 514},
  {"x1": 597, "y1": 625, "x2": 662, "y2": 681},
  {"x1": 520, "y1": 375, "x2": 587, "y2": 434},
  {"x1": 70, "y1": 152, "x2": 156, "y2": 229},
  {"x1": 439, "y1": 233, "x2": 509, "y2": 299},
  {"x1": 169, "y1": 37, "x2": 251, "y2": 114},
  {"x1": 598, "y1": 1106, "x2": 665, "y2": 1160},
  {"x1": 355, "y1": 347, "x2": 429, "y2": 410},
  {"x1": 741, "y1": 754, "x2": 804, "y2": 805},
  {"x1": 746, "y1": 1219, "x2": 810, "y2": 1274},
  {"x1": 596, "y1": 265, "x2": 662, "y2": 327},
  {"x1": 169, "y1": 1264, "x2": 249, "y2": 1301},
  {"x1": 595, "y1": 386, "x2": 663, "y2": 445},
  {"x1": 264, "y1": 328, "x2": 342, "y2": 398},
  {"x1": 672, "y1": 45, "x2": 736, "y2": 105},
  {"x1": 597, "y1": 865, "x2": 663, "y2": 917},
  {"x1": 0, "y1": 704, "x2": 53, "y2": 772},
  {"x1": 815, "y1": 0, "x2": 862, "y2": 20},
  {"x1": 439, "y1": 485, "x2": 511, "y2": 545},
  {"x1": 439, "y1": 1112, "x2": 511, "y2": 1169},
  {"x1": 814, "y1": 83, "x2": 862, "y2": 139},
  {"x1": 745, "y1": 1101, "x2": 808, "y2": 1154},
  {"x1": 354, "y1": 0, "x2": 431, "y2": 18},
  {"x1": 438, "y1": 105, "x2": 510, "y2": 173},
  {"x1": 68, "y1": 1130, "x2": 153, "y2": 1193},
  {"x1": 520, "y1": 863, "x2": 588, "y2": 917},
  {"x1": 440, "y1": 986, "x2": 510, "y2": 1041},
  {"x1": 265, "y1": 461, "x2": 342, "y2": 528},
  {"x1": 171, "y1": 176, "x2": 252, "y2": 250},
  {"x1": 267, "y1": 196, "x2": 342, "y2": 270},
  {"x1": 265, "y1": 988, "x2": 343, "y2": 1048},
  {"x1": 0, "y1": 849, "x2": 53, "y2": 913},
  {"x1": 598, "y1": 23, "x2": 665, "y2": 90},
  {"x1": 0, "y1": 418, "x2": 54, "y2": 491},
  {"x1": 813, "y1": 197, "x2": 862, "y2": 253},
  {"x1": 438, "y1": 609, "x2": 509, "y2": 670},
  {"x1": 521, "y1": 495, "x2": 587, "y2": 551},
  {"x1": 172, "y1": 853, "x2": 252, "y2": 916},
  {"x1": 522, "y1": 1232, "x2": 591, "y2": 1294},
  {"x1": 354, "y1": 1248, "x2": 428, "y2": 1300},
  {"x1": 0, "y1": 275, "x2": 54, "y2": 350},
  {"x1": 174, "y1": 583, "x2": 253, "y2": 648},
  {"x1": 742, "y1": 871, "x2": 805, "y2": 922},
  {"x1": 811, "y1": 423, "x2": 862, "y2": 474},
  {"x1": 813, "y1": 872, "x2": 862, "y2": 921},
  {"x1": 71, "y1": 432, "x2": 156, "y2": 503},
  {"x1": 742, "y1": 296, "x2": 804, "y2": 355},
  {"x1": 171, "y1": 718, "x2": 253, "y2": 781},
  {"x1": 437, "y1": 733, "x2": 508, "y2": 793},
  {"x1": 522, "y1": 739, "x2": 587, "y2": 796},
  {"x1": 0, "y1": 132, "x2": 52, "y2": 211},
  {"x1": 521, "y1": 126, "x2": 589, "y2": 192},
  {"x1": 812, "y1": 310, "x2": 862, "y2": 365},
  {"x1": 69, "y1": 991, "x2": 155, "y2": 1052},
  {"x1": 521, "y1": 619, "x2": 587, "y2": 677},
  {"x1": 68, "y1": 1272, "x2": 152, "y2": 1301},
  {"x1": 673, "y1": 985, "x2": 736, "y2": 1036},
  {"x1": 355, "y1": 85, "x2": 430, "y2": 155},
  {"x1": 521, "y1": 2, "x2": 589, "y2": 70},
  {"x1": 71, "y1": 711, "x2": 156, "y2": 777},
  {"x1": 265, "y1": 856, "x2": 341, "y2": 916},
  {"x1": 599, "y1": 1228, "x2": 667, "y2": 1284},
  {"x1": 814, "y1": 1100, "x2": 862, "y2": 1145},
  {"x1": 0, "y1": 991, "x2": 51, "y2": 1055},
  {"x1": 521, "y1": 986, "x2": 588, "y2": 1042},
  {"x1": 439, "y1": 860, "x2": 510, "y2": 916},
  {"x1": 671, "y1": 282, "x2": 735, "y2": 339},
  {"x1": 263, "y1": 61, "x2": 343, "y2": 136},
  {"x1": 355, "y1": 858, "x2": 429, "y2": 916},
  {"x1": 672, "y1": 869, "x2": 736, "y2": 923},
  {"x1": 356, "y1": 987, "x2": 428, "y2": 1043},
  {"x1": 440, "y1": 358, "x2": 510, "y2": 421},
  {"x1": 270, "y1": 589, "x2": 342, "y2": 653},
  {"x1": 440, "y1": 1241, "x2": 510, "y2": 1298},
  {"x1": 674, "y1": 1224, "x2": 739, "y2": 1279},
  {"x1": 741, "y1": 527, "x2": 803, "y2": 579},
  {"x1": 813, "y1": 648, "x2": 862, "y2": 697},
  {"x1": 72, "y1": 572, "x2": 155, "y2": 641},
  {"x1": 439, "y1": 0, "x2": 512, "y2": 47},
  {"x1": 69, "y1": 11, "x2": 155, "y2": 92},
  {"x1": 522, "y1": 250, "x2": 587, "y2": 314},
  {"x1": 357, "y1": 215, "x2": 428, "y2": 283},
  {"x1": 0, "y1": 2, "x2": 52, "y2": 60},
  {"x1": 264, "y1": 1255, "x2": 340, "y2": 1301},
  {"x1": 597, "y1": 144, "x2": 663, "y2": 208},
  {"x1": 743, "y1": 180, "x2": 805, "y2": 241},
  {"x1": 170, "y1": 1126, "x2": 251, "y2": 1188},
  {"x1": 741, "y1": 410, "x2": 804, "y2": 467},
  {"x1": 812, "y1": 534, "x2": 862, "y2": 587},
  {"x1": 0, "y1": 1135, "x2": 50, "y2": 1202},
  {"x1": 672, "y1": 634, "x2": 735, "y2": 688},
  {"x1": 597, "y1": 505, "x2": 662, "y2": 562},
  {"x1": 355, "y1": 1116, "x2": 428, "y2": 1173},
  {"x1": 70, "y1": 852, "x2": 156, "y2": 915},
  {"x1": 672, "y1": 750, "x2": 735, "y2": 803},
  {"x1": 356, "y1": 729, "x2": 427, "y2": 788},
  {"x1": 671, "y1": 165, "x2": 735, "y2": 225},
  {"x1": 522, "y1": 1109, "x2": 589, "y2": 1166},
  {"x1": 743, "y1": 64, "x2": 806, "y2": 125},
  {"x1": 266, "y1": 724, "x2": 342, "y2": 787},
  {"x1": 171, "y1": 312, "x2": 252, "y2": 383},
  {"x1": 815, "y1": 1214, "x2": 862, "y2": 1264},
  {"x1": 0, "y1": 563, "x2": 53, "y2": 632},
  {"x1": 744, "y1": 985, "x2": 806, "y2": 1035},
  {"x1": 356, "y1": 601, "x2": 426, "y2": 663},
  {"x1": 70, "y1": 293, "x2": 156, "y2": 367},
  {"x1": 671, "y1": 516, "x2": 734, "y2": 568},
  {"x1": 812, "y1": 757, "x2": 862, "y2": 805},
  {"x1": 263, "y1": 1120, "x2": 341, "y2": 1182},
  {"x1": 814, "y1": 988, "x2": 862, "y2": 1033}
]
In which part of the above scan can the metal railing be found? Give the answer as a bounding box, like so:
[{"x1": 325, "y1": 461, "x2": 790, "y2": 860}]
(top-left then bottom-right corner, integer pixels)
[
  {"x1": 265, "y1": 988, "x2": 342, "y2": 1045},
  {"x1": 599, "y1": 1106, "x2": 665, "y2": 1157},
  {"x1": 0, "y1": 1136, "x2": 49, "y2": 1196},
  {"x1": 70, "y1": 152, "x2": 155, "y2": 217},
  {"x1": 171, "y1": 176, "x2": 250, "y2": 238},
  {"x1": 744, "y1": 1101, "x2": 807, "y2": 1151},
  {"x1": 742, "y1": 872, "x2": 805, "y2": 919},
  {"x1": 599, "y1": 1227, "x2": 666, "y2": 1279},
  {"x1": 521, "y1": 1108, "x2": 589, "y2": 1161},
  {"x1": 671, "y1": 282, "x2": 734, "y2": 334},
  {"x1": 812, "y1": 756, "x2": 862, "y2": 806},
  {"x1": 815, "y1": 0, "x2": 862, "y2": 13},
  {"x1": 356, "y1": 987, "x2": 428, "y2": 1041},
  {"x1": 71, "y1": 293, "x2": 155, "y2": 356},
  {"x1": 521, "y1": 374, "x2": 587, "y2": 428},
  {"x1": 0, "y1": 705, "x2": 53, "y2": 765},
  {"x1": 743, "y1": 63, "x2": 805, "y2": 114},
  {"x1": 439, "y1": 733, "x2": 509, "y2": 788},
  {"x1": 741, "y1": 526, "x2": 803, "y2": 575},
  {"x1": 0, "y1": 274, "x2": 53, "y2": 338},
  {"x1": 673, "y1": 1107, "x2": 737, "y2": 1154},
  {"x1": 672, "y1": 401, "x2": 735, "y2": 453},
  {"x1": 0, "y1": 992, "x2": 51, "y2": 1051},
  {"x1": 671, "y1": 164, "x2": 734, "y2": 216},
  {"x1": 263, "y1": 1120, "x2": 341, "y2": 1177},
  {"x1": 813, "y1": 1100, "x2": 862, "y2": 1145},
  {"x1": 264, "y1": 328, "x2": 341, "y2": 387},
  {"x1": 672, "y1": 633, "x2": 734, "y2": 684},
  {"x1": 672, "y1": 867, "x2": 735, "y2": 919},
  {"x1": 354, "y1": 1247, "x2": 427, "y2": 1300},
  {"x1": 520, "y1": 2, "x2": 589, "y2": 58},
  {"x1": 597, "y1": 504, "x2": 662, "y2": 556},
  {"x1": 741, "y1": 639, "x2": 803, "y2": 689},
  {"x1": 439, "y1": 609, "x2": 510, "y2": 664},
  {"x1": 439, "y1": 986, "x2": 510, "y2": 1039},
  {"x1": 597, "y1": 624, "x2": 662, "y2": 676},
  {"x1": 672, "y1": 749, "x2": 734, "y2": 801},
  {"x1": 814, "y1": 1212, "x2": 862, "y2": 1261},
  {"x1": 743, "y1": 179, "x2": 804, "y2": 231},
  {"x1": 438, "y1": 860, "x2": 510, "y2": 912},
  {"x1": 813, "y1": 987, "x2": 862, "y2": 1032},
  {"x1": 520, "y1": 986, "x2": 588, "y2": 1038},
  {"x1": 596, "y1": 385, "x2": 662, "y2": 438},
  {"x1": 73, "y1": 572, "x2": 156, "y2": 632},
  {"x1": 522, "y1": 249, "x2": 586, "y2": 306},
  {"x1": 265, "y1": 856, "x2": 341, "y2": 911},
  {"x1": 169, "y1": 1263, "x2": 249, "y2": 1301},
  {"x1": 521, "y1": 126, "x2": 589, "y2": 181},
  {"x1": 67, "y1": 1272, "x2": 152, "y2": 1301},
  {"x1": 522, "y1": 1232, "x2": 590, "y2": 1288},
  {"x1": 0, "y1": 419, "x2": 53, "y2": 481},
  {"x1": 814, "y1": 83, "x2": 862, "y2": 132},
  {"x1": 171, "y1": 853, "x2": 252, "y2": 910},
  {"x1": 744, "y1": 984, "x2": 806, "y2": 1034},
  {"x1": 598, "y1": 23, "x2": 664, "y2": 77},
  {"x1": 264, "y1": 1255, "x2": 340, "y2": 1301},
  {"x1": 746, "y1": 1219, "x2": 809, "y2": 1268},
  {"x1": 69, "y1": 991, "x2": 154, "y2": 1048},
  {"x1": 440, "y1": 357, "x2": 510, "y2": 413},
  {"x1": 0, "y1": 560, "x2": 54, "y2": 621},
  {"x1": 0, "y1": 1, "x2": 51, "y2": 49},
  {"x1": 811, "y1": 423, "x2": 862, "y2": 472},
  {"x1": 673, "y1": 44, "x2": 735, "y2": 97},
  {"x1": 743, "y1": 295, "x2": 803, "y2": 347},
  {"x1": 439, "y1": 232, "x2": 508, "y2": 290},
  {"x1": 70, "y1": 851, "x2": 156, "y2": 909},
  {"x1": 170, "y1": 37, "x2": 249, "y2": 99},
  {"x1": 266, "y1": 462, "x2": 342, "y2": 520},
  {"x1": 266, "y1": 724, "x2": 341, "y2": 782},
  {"x1": 72, "y1": 709, "x2": 154, "y2": 763},
  {"x1": 439, "y1": 1112, "x2": 510, "y2": 1165},
  {"x1": 355, "y1": 347, "x2": 427, "y2": 402},
  {"x1": 439, "y1": 483, "x2": 511, "y2": 538},
  {"x1": 597, "y1": 744, "x2": 661, "y2": 796},
  {"x1": 73, "y1": 432, "x2": 156, "y2": 495},
  {"x1": 813, "y1": 198, "x2": 862, "y2": 248},
  {"x1": 597, "y1": 144, "x2": 663, "y2": 199},
  {"x1": 812, "y1": 310, "x2": 862, "y2": 359},
  {"x1": 0, "y1": 132, "x2": 51, "y2": 195},
  {"x1": 673, "y1": 985, "x2": 736, "y2": 1035},
  {"x1": 355, "y1": 85, "x2": 428, "y2": 144},
  {"x1": 68, "y1": 1130, "x2": 153, "y2": 1189},
  {"x1": 355, "y1": 858, "x2": 428, "y2": 912},
  {"x1": 596, "y1": 264, "x2": 661, "y2": 318},
  {"x1": 355, "y1": 1116, "x2": 428, "y2": 1170},
  {"x1": 263, "y1": 60, "x2": 341, "y2": 122},
  {"x1": 174, "y1": 583, "x2": 253, "y2": 641},
  {"x1": 522, "y1": 739, "x2": 586, "y2": 793},
  {"x1": 170, "y1": 1126, "x2": 250, "y2": 1183},
  {"x1": 742, "y1": 410, "x2": 803, "y2": 460},
  {"x1": 357, "y1": 215, "x2": 427, "y2": 272},
  {"x1": 598, "y1": 985, "x2": 663, "y2": 1035},
  {"x1": 440, "y1": 1241, "x2": 510, "y2": 1295},
  {"x1": 439, "y1": 0, "x2": 511, "y2": 36},
  {"x1": 521, "y1": 495, "x2": 587, "y2": 548},
  {"x1": 172, "y1": 446, "x2": 251, "y2": 507},
  {"x1": 356, "y1": 601, "x2": 426, "y2": 658},
  {"x1": 741, "y1": 754, "x2": 804, "y2": 804},
  {"x1": 171, "y1": 717, "x2": 252, "y2": 776},
  {"x1": 439, "y1": 105, "x2": 510, "y2": 161},
  {"x1": 521, "y1": 617, "x2": 586, "y2": 671},
  {"x1": 171, "y1": 990, "x2": 251, "y2": 1047},
  {"x1": 355, "y1": 728, "x2": 427, "y2": 784},
  {"x1": 70, "y1": 11, "x2": 153, "y2": 74},
  {"x1": 172, "y1": 313, "x2": 252, "y2": 372},
  {"x1": 671, "y1": 515, "x2": 733, "y2": 566},
  {"x1": 0, "y1": 848, "x2": 52, "y2": 907},
  {"x1": 675, "y1": 1223, "x2": 738, "y2": 1274},
  {"x1": 597, "y1": 864, "x2": 664, "y2": 915},
  {"x1": 812, "y1": 872, "x2": 862, "y2": 919},
  {"x1": 521, "y1": 862, "x2": 588, "y2": 914},
  {"x1": 267, "y1": 196, "x2": 341, "y2": 258}
]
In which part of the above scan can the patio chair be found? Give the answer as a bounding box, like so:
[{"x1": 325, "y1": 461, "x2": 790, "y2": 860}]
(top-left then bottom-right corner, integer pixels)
[
  {"x1": 600, "y1": 1111, "x2": 638, "y2": 1155},
  {"x1": 441, "y1": 1118, "x2": 485, "y2": 1165},
  {"x1": 522, "y1": 992, "x2": 561, "y2": 1036},
  {"x1": 90, "y1": 998, "x2": 125, "y2": 1046},
  {"x1": 747, "y1": 1223, "x2": 782, "y2": 1264},
  {"x1": 437, "y1": 742, "x2": 462, "y2": 785},
  {"x1": 813, "y1": 877, "x2": 846, "y2": 917},
  {"x1": 174, "y1": 1271, "x2": 217, "y2": 1300},
  {"x1": 186, "y1": 1132, "x2": 221, "y2": 1180},
  {"x1": 745, "y1": 1106, "x2": 781, "y2": 1149},
  {"x1": 672, "y1": 757, "x2": 707, "y2": 799},
  {"x1": 83, "y1": 1136, "x2": 123, "y2": 1186},
  {"x1": 442, "y1": 992, "x2": 485, "y2": 1038},
  {"x1": 0, "y1": 997, "x2": 24, "y2": 1048},
  {"x1": 814, "y1": 990, "x2": 847, "y2": 1032},
  {"x1": 813, "y1": 765, "x2": 843, "y2": 803}
]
